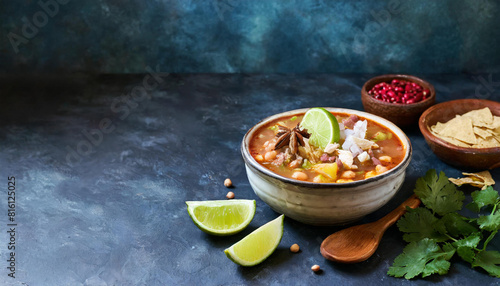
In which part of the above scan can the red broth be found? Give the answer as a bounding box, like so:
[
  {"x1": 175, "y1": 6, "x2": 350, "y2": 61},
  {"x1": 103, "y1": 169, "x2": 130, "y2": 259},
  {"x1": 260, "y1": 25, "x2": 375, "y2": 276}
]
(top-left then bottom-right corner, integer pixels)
[{"x1": 249, "y1": 112, "x2": 405, "y2": 183}]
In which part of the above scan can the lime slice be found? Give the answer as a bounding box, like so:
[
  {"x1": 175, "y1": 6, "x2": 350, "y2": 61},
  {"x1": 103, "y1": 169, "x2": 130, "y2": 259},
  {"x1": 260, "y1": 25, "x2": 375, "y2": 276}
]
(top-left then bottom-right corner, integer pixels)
[
  {"x1": 300, "y1": 107, "x2": 340, "y2": 149},
  {"x1": 224, "y1": 215, "x2": 284, "y2": 266},
  {"x1": 186, "y1": 200, "x2": 256, "y2": 236}
]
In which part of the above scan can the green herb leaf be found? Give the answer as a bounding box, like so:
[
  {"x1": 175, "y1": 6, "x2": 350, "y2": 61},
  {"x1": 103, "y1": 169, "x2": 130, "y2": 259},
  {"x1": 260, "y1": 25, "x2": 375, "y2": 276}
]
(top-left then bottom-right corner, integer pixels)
[
  {"x1": 397, "y1": 207, "x2": 448, "y2": 242},
  {"x1": 453, "y1": 232, "x2": 482, "y2": 263},
  {"x1": 391, "y1": 169, "x2": 500, "y2": 279},
  {"x1": 422, "y1": 243, "x2": 455, "y2": 278},
  {"x1": 414, "y1": 169, "x2": 464, "y2": 216},
  {"x1": 472, "y1": 250, "x2": 500, "y2": 278},
  {"x1": 435, "y1": 213, "x2": 478, "y2": 238},
  {"x1": 467, "y1": 186, "x2": 500, "y2": 212},
  {"x1": 477, "y1": 211, "x2": 500, "y2": 232},
  {"x1": 388, "y1": 238, "x2": 454, "y2": 279}
]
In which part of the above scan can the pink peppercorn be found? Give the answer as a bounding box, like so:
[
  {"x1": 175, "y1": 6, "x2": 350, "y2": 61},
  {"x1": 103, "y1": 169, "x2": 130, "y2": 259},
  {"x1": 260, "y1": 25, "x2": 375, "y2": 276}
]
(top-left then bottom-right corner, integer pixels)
[{"x1": 368, "y1": 80, "x2": 430, "y2": 104}]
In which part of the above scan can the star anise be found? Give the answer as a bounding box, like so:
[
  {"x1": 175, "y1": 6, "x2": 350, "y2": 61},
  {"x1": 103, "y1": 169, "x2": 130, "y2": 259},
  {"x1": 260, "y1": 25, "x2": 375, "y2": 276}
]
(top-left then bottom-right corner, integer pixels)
[{"x1": 274, "y1": 124, "x2": 310, "y2": 154}]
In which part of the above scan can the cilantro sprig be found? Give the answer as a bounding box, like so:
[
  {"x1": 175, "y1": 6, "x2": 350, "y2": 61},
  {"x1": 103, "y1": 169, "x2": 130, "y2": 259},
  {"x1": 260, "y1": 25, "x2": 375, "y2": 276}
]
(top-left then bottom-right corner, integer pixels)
[{"x1": 388, "y1": 169, "x2": 500, "y2": 279}]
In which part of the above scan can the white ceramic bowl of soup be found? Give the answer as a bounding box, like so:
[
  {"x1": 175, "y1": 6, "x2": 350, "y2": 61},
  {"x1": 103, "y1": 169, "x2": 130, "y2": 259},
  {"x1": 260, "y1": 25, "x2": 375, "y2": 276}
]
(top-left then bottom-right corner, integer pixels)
[{"x1": 241, "y1": 107, "x2": 412, "y2": 226}]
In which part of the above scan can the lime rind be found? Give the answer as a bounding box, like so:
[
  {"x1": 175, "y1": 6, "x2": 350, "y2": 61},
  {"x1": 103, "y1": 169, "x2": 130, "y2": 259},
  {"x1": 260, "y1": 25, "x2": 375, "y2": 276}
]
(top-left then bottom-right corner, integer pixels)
[
  {"x1": 186, "y1": 200, "x2": 256, "y2": 236},
  {"x1": 300, "y1": 107, "x2": 340, "y2": 149},
  {"x1": 224, "y1": 215, "x2": 284, "y2": 266}
]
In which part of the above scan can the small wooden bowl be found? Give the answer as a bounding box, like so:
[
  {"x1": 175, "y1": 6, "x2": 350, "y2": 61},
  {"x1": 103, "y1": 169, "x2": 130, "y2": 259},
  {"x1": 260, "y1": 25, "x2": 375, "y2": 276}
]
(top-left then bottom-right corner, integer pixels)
[
  {"x1": 361, "y1": 74, "x2": 436, "y2": 127},
  {"x1": 419, "y1": 99, "x2": 500, "y2": 170}
]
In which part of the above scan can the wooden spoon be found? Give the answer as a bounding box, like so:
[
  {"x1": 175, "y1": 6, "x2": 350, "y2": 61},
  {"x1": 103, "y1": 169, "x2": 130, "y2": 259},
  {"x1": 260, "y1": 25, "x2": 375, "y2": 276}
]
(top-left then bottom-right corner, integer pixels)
[{"x1": 320, "y1": 194, "x2": 421, "y2": 263}]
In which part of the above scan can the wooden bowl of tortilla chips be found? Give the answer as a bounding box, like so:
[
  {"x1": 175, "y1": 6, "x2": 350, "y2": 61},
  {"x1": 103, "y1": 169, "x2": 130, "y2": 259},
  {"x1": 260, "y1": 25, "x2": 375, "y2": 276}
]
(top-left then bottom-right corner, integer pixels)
[{"x1": 419, "y1": 99, "x2": 500, "y2": 170}]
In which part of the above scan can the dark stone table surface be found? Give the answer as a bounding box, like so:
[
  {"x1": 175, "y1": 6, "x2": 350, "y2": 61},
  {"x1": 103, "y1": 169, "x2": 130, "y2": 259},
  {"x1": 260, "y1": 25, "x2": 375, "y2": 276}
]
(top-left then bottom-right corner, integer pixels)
[{"x1": 0, "y1": 73, "x2": 499, "y2": 285}]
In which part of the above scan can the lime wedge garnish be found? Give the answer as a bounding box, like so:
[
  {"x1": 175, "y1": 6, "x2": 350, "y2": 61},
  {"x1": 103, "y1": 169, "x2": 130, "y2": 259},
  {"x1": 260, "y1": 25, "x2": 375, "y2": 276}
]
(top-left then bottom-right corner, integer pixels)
[
  {"x1": 224, "y1": 215, "x2": 284, "y2": 266},
  {"x1": 300, "y1": 107, "x2": 340, "y2": 149},
  {"x1": 186, "y1": 200, "x2": 256, "y2": 236}
]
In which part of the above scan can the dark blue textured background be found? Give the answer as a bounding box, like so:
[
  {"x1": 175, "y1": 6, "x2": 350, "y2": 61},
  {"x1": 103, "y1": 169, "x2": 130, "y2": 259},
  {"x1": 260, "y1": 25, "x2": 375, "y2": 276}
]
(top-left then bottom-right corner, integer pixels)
[
  {"x1": 0, "y1": 73, "x2": 499, "y2": 285},
  {"x1": 2, "y1": 0, "x2": 500, "y2": 74}
]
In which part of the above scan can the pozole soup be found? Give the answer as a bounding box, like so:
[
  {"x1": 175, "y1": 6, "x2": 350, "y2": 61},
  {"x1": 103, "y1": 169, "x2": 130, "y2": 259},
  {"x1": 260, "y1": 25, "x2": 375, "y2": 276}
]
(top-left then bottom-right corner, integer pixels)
[{"x1": 249, "y1": 111, "x2": 405, "y2": 183}]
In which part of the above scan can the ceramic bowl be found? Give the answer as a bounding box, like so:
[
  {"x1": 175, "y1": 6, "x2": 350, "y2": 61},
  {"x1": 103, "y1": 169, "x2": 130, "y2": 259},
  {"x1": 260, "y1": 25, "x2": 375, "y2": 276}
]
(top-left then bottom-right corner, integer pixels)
[
  {"x1": 241, "y1": 108, "x2": 412, "y2": 226},
  {"x1": 419, "y1": 99, "x2": 500, "y2": 170},
  {"x1": 361, "y1": 74, "x2": 436, "y2": 127}
]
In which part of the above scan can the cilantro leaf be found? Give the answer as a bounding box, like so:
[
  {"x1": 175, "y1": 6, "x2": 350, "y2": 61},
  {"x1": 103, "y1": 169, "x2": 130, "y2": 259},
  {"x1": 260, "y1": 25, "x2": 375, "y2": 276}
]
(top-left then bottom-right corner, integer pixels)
[
  {"x1": 397, "y1": 207, "x2": 448, "y2": 242},
  {"x1": 435, "y1": 213, "x2": 478, "y2": 238},
  {"x1": 472, "y1": 250, "x2": 500, "y2": 278},
  {"x1": 391, "y1": 169, "x2": 500, "y2": 280},
  {"x1": 467, "y1": 186, "x2": 500, "y2": 212},
  {"x1": 441, "y1": 242, "x2": 457, "y2": 260},
  {"x1": 477, "y1": 211, "x2": 500, "y2": 232},
  {"x1": 453, "y1": 232, "x2": 482, "y2": 263},
  {"x1": 388, "y1": 238, "x2": 454, "y2": 279},
  {"x1": 414, "y1": 169, "x2": 464, "y2": 216}
]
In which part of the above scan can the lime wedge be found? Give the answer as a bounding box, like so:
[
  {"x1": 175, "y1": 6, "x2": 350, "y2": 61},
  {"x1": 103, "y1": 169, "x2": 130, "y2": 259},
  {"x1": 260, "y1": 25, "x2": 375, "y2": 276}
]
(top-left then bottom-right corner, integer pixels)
[
  {"x1": 224, "y1": 215, "x2": 284, "y2": 266},
  {"x1": 186, "y1": 200, "x2": 256, "y2": 236},
  {"x1": 300, "y1": 107, "x2": 340, "y2": 149}
]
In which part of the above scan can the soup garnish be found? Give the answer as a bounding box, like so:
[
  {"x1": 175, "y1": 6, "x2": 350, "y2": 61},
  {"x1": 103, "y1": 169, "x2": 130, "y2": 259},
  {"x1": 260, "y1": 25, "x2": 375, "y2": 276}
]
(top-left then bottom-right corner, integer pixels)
[{"x1": 249, "y1": 108, "x2": 405, "y2": 183}]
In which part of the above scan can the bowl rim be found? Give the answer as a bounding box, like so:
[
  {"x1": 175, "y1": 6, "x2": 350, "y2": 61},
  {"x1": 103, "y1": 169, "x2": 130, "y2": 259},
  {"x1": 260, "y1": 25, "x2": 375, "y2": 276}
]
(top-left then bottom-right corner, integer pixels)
[
  {"x1": 418, "y1": 98, "x2": 500, "y2": 153},
  {"x1": 241, "y1": 107, "x2": 412, "y2": 188},
  {"x1": 361, "y1": 74, "x2": 436, "y2": 107}
]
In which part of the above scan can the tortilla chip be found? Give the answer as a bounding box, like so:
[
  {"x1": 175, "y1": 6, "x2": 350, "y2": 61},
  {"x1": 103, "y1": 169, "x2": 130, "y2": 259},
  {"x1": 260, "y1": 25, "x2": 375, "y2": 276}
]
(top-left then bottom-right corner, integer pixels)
[
  {"x1": 473, "y1": 126, "x2": 494, "y2": 140},
  {"x1": 493, "y1": 116, "x2": 500, "y2": 128},
  {"x1": 431, "y1": 122, "x2": 447, "y2": 134},
  {"x1": 495, "y1": 135, "x2": 500, "y2": 144},
  {"x1": 432, "y1": 132, "x2": 471, "y2": 147},
  {"x1": 449, "y1": 177, "x2": 485, "y2": 188},
  {"x1": 463, "y1": 171, "x2": 495, "y2": 186},
  {"x1": 449, "y1": 170, "x2": 495, "y2": 190},
  {"x1": 437, "y1": 116, "x2": 477, "y2": 145},
  {"x1": 430, "y1": 107, "x2": 500, "y2": 148},
  {"x1": 462, "y1": 107, "x2": 493, "y2": 126},
  {"x1": 473, "y1": 137, "x2": 500, "y2": 148}
]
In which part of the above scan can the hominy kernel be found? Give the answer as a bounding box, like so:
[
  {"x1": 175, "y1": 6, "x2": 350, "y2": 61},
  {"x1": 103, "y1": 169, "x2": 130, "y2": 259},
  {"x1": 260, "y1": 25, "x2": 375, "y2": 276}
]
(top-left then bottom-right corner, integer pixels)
[
  {"x1": 255, "y1": 154, "x2": 264, "y2": 162},
  {"x1": 336, "y1": 178, "x2": 353, "y2": 183},
  {"x1": 379, "y1": 156, "x2": 392, "y2": 164},
  {"x1": 375, "y1": 165, "x2": 388, "y2": 174},
  {"x1": 264, "y1": 140, "x2": 276, "y2": 152},
  {"x1": 292, "y1": 171, "x2": 308, "y2": 181},
  {"x1": 290, "y1": 244, "x2": 300, "y2": 253},
  {"x1": 288, "y1": 160, "x2": 301, "y2": 169},
  {"x1": 224, "y1": 178, "x2": 232, "y2": 187},
  {"x1": 313, "y1": 175, "x2": 324, "y2": 183},
  {"x1": 226, "y1": 191, "x2": 235, "y2": 199},
  {"x1": 264, "y1": 151, "x2": 277, "y2": 161},
  {"x1": 311, "y1": 265, "x2": 321, "y2": 273},
  {"x1": 365, "y1": 170, "x2": 377, "y2": 179},
  {"x1": 341, "y1": 170, "x2": 356, "y2": 179}
]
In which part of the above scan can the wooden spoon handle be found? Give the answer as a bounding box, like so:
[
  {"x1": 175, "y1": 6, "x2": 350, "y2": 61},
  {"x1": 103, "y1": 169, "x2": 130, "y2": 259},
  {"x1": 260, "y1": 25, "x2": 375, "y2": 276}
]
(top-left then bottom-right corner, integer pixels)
[{"x1": 376, "y1": 194, "x2": 421, "y2": 228}]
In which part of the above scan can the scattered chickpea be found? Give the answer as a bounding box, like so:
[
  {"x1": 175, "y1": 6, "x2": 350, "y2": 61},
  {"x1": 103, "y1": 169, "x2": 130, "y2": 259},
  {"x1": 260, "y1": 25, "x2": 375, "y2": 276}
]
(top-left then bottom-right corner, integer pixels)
[
  {"x1": 226, "y1": 191, "x2": 235, "y2": 199},
  {"x1": 255, "y1": 154, "x2": 264, "y2": 162},
  {"x1": 264, "y1": 150, "x2": 277, "y2": 161},
  {"x1": 311, "y1": 264, "x2": 321, "y2": 273},
  {"x1": 341, "y1": 170, "x2": 356, "y2": 179},
  {"x1": 292, "y1": 171, "x2": 308, "y2": 181},
  {"x1": 224, "y1": 178, "x2": 232, "y2": 188},
  {"x1": 290, "y1": 244, "x2": 300, "y2": 253}
]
